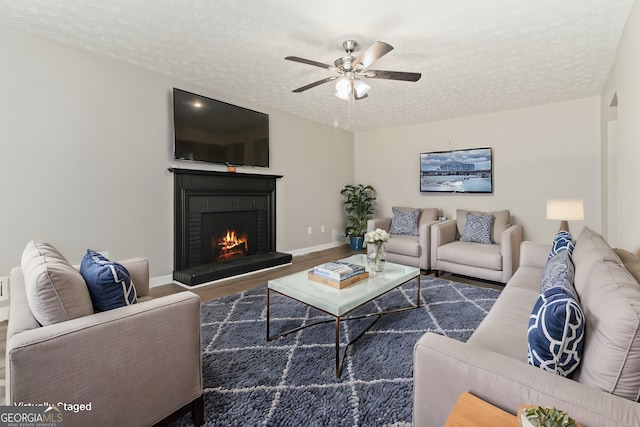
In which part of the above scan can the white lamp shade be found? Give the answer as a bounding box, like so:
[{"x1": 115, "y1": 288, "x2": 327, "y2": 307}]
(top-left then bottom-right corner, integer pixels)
[
  {"x1": 354, "y1": 80, "x2": 370, "y2": 97},
  {"x1": 335, "y1": 78, "x2": 351, "y2": 99},
  {"x1": 546, "y1": 199, "x2": 584, "y2": 220}
]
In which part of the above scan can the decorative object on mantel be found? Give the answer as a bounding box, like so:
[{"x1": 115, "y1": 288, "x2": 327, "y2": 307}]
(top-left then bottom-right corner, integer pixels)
[
  {"x1": 365, "y1": 228, "x2": 390, "y2": 272},
  {"x1": 546, "y1": 198, "x2": 584, "y2": 233},
  {"x1": 340, "y1": 183, "x2": 376, "y2": 250},
  {"x1": 518, "y1": 405, "x2": 579, "y2": 427},
  {"x1": 226, "y1": 164, "x2": 237, "y2": 173}
]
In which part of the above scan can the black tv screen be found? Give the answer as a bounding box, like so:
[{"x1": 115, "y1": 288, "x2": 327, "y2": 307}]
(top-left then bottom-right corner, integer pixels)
[{"x1": 173, "y1": 88, "x2": 269, "y2": 167}]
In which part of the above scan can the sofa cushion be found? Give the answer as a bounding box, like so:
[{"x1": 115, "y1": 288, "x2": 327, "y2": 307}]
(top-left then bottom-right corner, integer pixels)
[
  {"x1": 20, "y1": 239, "x2": 94, "y2": 326},
  {"x1": 457, "y1": 209, "x2": 510, "y2": 244},
  {"x1": 527, "y1": 286, "x2": 585, "y2": 377},
  {"x1": 540, "y1": 251, "x2": 576, "y2": 298},
  {"x1": 389, "y1": 207, "x2": 420, "y2": 236},
  {"x1": 438, "y1": 241, "x2": 502, "y2": 271},
  {"x1": 460, "y1": 212, "x2": 494, "y2": 245},
  {"x1": 572, "y1": 257, "x2": 640, "y2": 400},
  {"x1": 548, "y1": 230, "x2": 575, "y2": 259},
  {"x1": 572, "y1": 227, "x2": 621, "y2": 296},
  {"x1": 614, "y1": 248, "x2": 640, "y2": 285},
  {"x1": 80, "y1": 249, "x2": 137, "y2": 312}
]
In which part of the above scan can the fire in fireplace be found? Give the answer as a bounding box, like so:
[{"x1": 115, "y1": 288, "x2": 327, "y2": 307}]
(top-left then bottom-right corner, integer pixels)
[
  {"x1": 213, "y1": 229, "x2": 248, "y2": 261},
  {"x1": 201, "y1": 210, "x2": 259, "y2": 265}
]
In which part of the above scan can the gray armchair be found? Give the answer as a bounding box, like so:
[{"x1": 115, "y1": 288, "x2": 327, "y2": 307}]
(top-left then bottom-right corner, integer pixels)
[
  {"x1": 431, "y1": 209, "x2": 523, "y2": 283},
  {"x1": 6, "y1": 256, "x2": 203, "y2": 426},
  {"x1": 367, "y1": 207, "x2": 440, "y2": 271}
]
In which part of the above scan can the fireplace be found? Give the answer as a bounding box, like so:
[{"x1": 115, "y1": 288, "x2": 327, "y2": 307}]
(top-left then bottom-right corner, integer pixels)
[{"x1": 171, "y1": 168, "x2": 292, "y2": 286}]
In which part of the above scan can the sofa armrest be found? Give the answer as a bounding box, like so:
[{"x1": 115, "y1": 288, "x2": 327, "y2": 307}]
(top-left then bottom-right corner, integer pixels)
[
  {"x1": 520, "y1": 241, "x2": 552, "y2": 269},
  {"x1": 430, "y1": 220, "x2": 457, "y2": 267},
  {"x1": 413, "y1": 333, "x2": 640, "y2": 427},
  {"x1": 367, "y1": 217, "x2": 391, "y2": 232},
  {"x1": 6, "y1": 292, "x2": 202, "y2": 426},
  {"x1": 500, "y1": 224, "x2": 523, "y2": 282}
]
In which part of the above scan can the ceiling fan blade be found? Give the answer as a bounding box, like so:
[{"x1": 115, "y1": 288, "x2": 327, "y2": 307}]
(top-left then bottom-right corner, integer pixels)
[
  {"x1": 365, "y1": 70, "x2": 422, "y2": 82},
  {"x1": 285, "y1": 56, "x2": 334, "y2": 70},
  {"x1": 292, "y1": 76, "x2": 338, "y2": 93},
  {"x1": 352, "y1": 41, "x2": 393, "y2": 70}
]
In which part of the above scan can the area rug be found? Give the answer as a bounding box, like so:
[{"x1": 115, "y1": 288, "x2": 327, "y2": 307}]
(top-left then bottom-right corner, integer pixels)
[{"x1": 174, "y1": 276, "x2": 500, "y2": 427}]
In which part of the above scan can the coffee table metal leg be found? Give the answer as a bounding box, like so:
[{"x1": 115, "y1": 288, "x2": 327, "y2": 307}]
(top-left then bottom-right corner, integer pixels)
[
  {"x1": 266, "y1": 288, "x2": 271, "y2": 341},
  {"x1": 335, "y1": 317, "x2": 340, "y2": 378}
]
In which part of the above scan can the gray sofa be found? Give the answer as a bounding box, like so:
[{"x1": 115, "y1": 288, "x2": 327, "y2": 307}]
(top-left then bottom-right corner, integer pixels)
[
  {"x1": 414, "y1": 227, "x2": 640, "y2": 426},
  {"x1": 367, "y1": 207, "x2": 440, "y2": 271},
  {"x1": 6, "y1": 245, "x2": 203, "y2": 426}
]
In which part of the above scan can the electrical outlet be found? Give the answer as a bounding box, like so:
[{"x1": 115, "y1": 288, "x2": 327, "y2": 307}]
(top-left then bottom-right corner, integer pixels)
[
  {"x1": 321, "y1": 225, "x2": 325, "y2": 233},
  {"x1": 0, "y1": 276, "x2": 9, "y2": 301},
  {"x1": 307, "y1": 226, "x2": 312, "y2": 235}
]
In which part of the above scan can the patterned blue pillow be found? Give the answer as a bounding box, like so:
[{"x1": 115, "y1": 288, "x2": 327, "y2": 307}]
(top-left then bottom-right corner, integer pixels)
[
  {"x1": 548, "y1": 231, "x2": 575, "y2": 259},
  {"x1": 528, "y1": 286, "x2": 585, "y2": 377},
  {"x1": 541, "y1": 251, "x2": 577, "y2": 297},
  {"x1": 80, "y1": 249, "x2": 137, "y2": 312},
  {"x1": 389, "y1": 208, "x2": 420, "y2": 236},
  {"x1": 460, "y1": 213, "x2": 494, "y2": 244}
]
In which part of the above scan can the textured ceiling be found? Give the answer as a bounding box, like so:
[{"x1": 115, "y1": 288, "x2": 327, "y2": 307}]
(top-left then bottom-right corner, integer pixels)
[{"x1": 0, "y1": 0, "x2": 634, "y2": 132}]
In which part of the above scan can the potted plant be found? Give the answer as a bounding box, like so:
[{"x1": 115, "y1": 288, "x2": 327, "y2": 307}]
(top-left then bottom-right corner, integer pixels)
[
  {"x1": 521, "y1": 406, "x2": 577, "y2": 427},
  {"x1": 340, "y1": 184, "x2": 376, "y2": 250}
]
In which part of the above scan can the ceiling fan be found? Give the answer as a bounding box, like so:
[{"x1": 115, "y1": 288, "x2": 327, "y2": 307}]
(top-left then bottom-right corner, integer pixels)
[{"x1": 285, "y1": 40, "x2": 421, "y2": 101}]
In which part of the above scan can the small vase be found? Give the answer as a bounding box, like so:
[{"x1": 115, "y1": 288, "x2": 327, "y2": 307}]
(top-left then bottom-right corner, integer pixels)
[{"x1": 366, "y1": 242, "x2": 386, "y2": 272}]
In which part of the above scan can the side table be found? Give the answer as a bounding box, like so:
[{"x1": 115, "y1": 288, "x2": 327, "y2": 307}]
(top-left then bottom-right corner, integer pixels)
[{"x1": 444, "y1": 392, "x2": 516, "y2": 427}]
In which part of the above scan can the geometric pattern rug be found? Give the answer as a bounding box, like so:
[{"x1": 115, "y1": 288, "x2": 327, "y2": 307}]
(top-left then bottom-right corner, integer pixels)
[{"x1": 174, "y1": 276, "x2": 500, "y2": 426}]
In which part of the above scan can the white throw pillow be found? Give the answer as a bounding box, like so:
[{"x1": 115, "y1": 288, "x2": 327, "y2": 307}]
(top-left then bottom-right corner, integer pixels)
[{"x1": 21, "y1": 239, "x2": 94, "y2": 326}]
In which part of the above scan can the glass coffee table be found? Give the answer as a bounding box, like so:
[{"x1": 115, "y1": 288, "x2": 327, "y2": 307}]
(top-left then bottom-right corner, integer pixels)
[{"x1": 266, "y1": 254, "x2": 420, "y2": 377}]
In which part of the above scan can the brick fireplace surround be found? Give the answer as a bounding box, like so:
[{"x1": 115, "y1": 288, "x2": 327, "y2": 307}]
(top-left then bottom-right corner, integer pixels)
[{"x1": 170, "y1": 168, "x2": 292, "y2": 286}]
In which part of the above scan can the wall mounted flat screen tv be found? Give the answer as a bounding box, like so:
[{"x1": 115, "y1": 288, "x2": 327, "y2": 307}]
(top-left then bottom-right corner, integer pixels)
[
  {"x1": 173, "y1": 88, "x2": 269, "y2": 167},
  {"x1": 420, "y1": 147, "x2": 493, "y2": 193}
]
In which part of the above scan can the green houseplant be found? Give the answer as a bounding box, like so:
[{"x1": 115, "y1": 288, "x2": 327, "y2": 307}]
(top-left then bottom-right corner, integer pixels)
[
  {"x1": 340, "y1": 184, "x2": 376, "y2": 250},
  {"x1": 522, "y1": 406, "x2": 577, "y2": 427}
]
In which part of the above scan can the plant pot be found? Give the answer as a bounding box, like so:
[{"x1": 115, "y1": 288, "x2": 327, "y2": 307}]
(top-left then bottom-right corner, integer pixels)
[{"x1": 349, "y1": 236, "x2": 364, "y2": 251}]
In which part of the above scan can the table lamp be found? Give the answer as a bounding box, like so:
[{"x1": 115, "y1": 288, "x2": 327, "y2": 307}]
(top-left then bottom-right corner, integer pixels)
[{"x1": 546, "y1": 199, "x2": 584, "y2": 232}]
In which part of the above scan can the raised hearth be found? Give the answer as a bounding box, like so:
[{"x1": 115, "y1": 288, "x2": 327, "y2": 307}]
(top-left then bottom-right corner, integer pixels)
[{"x1": 171, "y1": 168, "x2": 292, "y2": 286}]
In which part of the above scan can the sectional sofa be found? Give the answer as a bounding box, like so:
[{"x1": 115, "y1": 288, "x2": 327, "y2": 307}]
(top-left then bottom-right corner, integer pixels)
[{"x1": 413, "y1": 227, "x2": 640, "y2": 426}]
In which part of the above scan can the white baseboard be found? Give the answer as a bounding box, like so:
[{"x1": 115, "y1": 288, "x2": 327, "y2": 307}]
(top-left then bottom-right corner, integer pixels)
[{"x1": 149, "y1": 241, "x2": 348, "y2": 289}]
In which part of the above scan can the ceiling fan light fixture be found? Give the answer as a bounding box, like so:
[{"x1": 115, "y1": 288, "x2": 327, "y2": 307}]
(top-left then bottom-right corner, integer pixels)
[
  {"x1": 335, "y1": 77, "x2": 351, "y2": 100},
  {"x1": 354, "y1": 80, "x2": 370, "y2": 98}
]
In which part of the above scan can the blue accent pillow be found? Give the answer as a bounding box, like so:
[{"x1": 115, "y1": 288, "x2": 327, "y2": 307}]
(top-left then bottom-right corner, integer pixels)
[
  {"x1": 460, "y1": 213, "x2": 494, "y2": 245},
  {"x1": 548, "y1": 231, "x2": 575, "y2": 259},
  {"x1": 80, "y1": 249, "x2": 137, "y2": 312},
  {"x1": 540, "y1": 251, "x2": 577, "y2": 298},
  {"x1": 389, "y1": 208, "x2": 420, "y2": 236},
  {"x1": 528, "y1": 286, "x2": 585, "y2": 377}
]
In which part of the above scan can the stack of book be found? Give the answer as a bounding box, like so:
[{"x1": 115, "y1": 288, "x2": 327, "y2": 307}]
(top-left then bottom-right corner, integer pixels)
[{"x1": 308, "y1": 261, "x2": 369, "y2": 289}]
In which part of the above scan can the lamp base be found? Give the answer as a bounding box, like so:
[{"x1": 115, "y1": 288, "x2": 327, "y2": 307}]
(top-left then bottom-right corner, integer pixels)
[{"x1": 558, "y1": 220, "x2": 570, "y2": 233}]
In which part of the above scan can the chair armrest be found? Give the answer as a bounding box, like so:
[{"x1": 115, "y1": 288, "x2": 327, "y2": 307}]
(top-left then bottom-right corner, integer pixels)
[
  {"x1": 413, "y1": 333, "x2": 640, "y2": 427},
  {"x1": 367, "y1": 217, "x2": 391, "y2": 232},
  {"x1": 418, "y1": 220, "x2": 439, "y2": 271},
  {"x1": 520, "y1": 241, "x2": 552, "y2": 269},
  {"x1": 430, "y1": 220, "x2": 457, "y2": 267},
  {"x1": 6, "y1": 292, "x2": 202, "y2": 426},
  {"x1": 500, "y1": 224, "x2": 523, "y2": 282}
]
